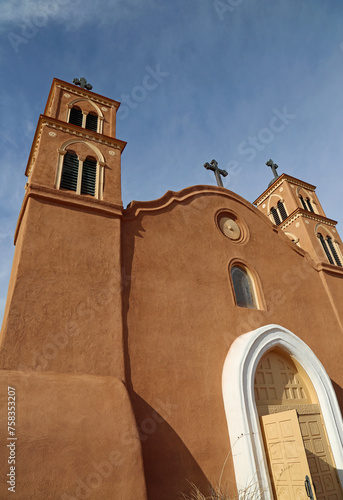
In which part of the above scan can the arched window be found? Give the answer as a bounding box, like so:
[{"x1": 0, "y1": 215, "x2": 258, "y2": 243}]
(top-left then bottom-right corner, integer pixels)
[
  {"x1": 68, "y1": 106, "x2": 83, "y2": 127},
  {"x1": 299, "y1": 194, "x2": 315, "y2": 213},
  {"x1": 318, "y1": 233, "x2": 334, "y2": 265},
  {"x1": 59, "y1": 152, "x2": 97, "y2": 197},
  {"x1": 85, "y1": 112, "x2": 98, "y2": 132},
  {"x1": 299, "y1": 194, "x2": 307, "y2": 210},
  {"x1": 277, "y1": 200, "x2": 287, "y2": 221},
  {"x1": 81, "y1": 156, "x2": 97, "y2": 196},
  {"x1": 60, "y1": 151, "x2": 79, "y2": 192},
  {"x1": 317, "y1": 233, "x2": 342, "y2": 266},
  {"x1": 327, "y1": 237, "x2": 342, "y2": 267},
  {"x1": 306, "y1": 197, "x2": 315, "y2": 213},
  {"x1": 231, "y1": 266, "x2": 257, "y2": 309},
  {"x1": 68, "y1": 106, "x2": 99, "y2": 132},
  {"x1": 270, "y1": 206, "x2": 281, "y2": 225}
]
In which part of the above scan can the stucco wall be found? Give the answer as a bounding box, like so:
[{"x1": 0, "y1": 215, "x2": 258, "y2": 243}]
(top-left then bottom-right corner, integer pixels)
[
  {"x1": 122, "y1": 186, "x2": 343, "y2": 499},
  {"x1": 0, "y1": 371, "x2": 147, "y2": 499}
]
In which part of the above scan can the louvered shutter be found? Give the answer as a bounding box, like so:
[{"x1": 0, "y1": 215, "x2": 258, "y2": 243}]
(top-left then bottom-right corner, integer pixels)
[
  {"x1": 306, "y1": 198, "x2": 315, "y2": 213},
  {"x1": 85, "y1": 113, "x2": 98, "y2": 132},
  {"x1": 81, "y1": 158, "x2": 97, "y2": 196},
  {"x1": 327, "y1": 237, "x2": 342, "y2": 266},
  {"x1": 299, "y1": 195, "x2": 307, "y2": 210},
  {"x1": 277, "y1": 200, "x2": 288, "y2": 221},
  {"x1": 318, "y1": 234, "x2": 334, "y2": 265},
  {"x1": 69, "y1": 107, "x2": 83, "y2": 127},
  {"x1": 271, "y1": 207, "x2": 281, "y2": 225},
  {"x1": 60, "y1": 152, "x2": 79, "y2": 192}
]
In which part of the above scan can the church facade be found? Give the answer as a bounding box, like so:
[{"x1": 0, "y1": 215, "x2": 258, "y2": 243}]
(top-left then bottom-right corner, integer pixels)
[{"x1": 0, "y1": 78, "x2": 343, "y2": 500}]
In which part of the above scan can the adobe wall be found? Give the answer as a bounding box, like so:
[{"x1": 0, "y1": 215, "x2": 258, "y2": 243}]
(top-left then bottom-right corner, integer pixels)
[
  {"x1": 0, "y1": 195, "x2": 125, "y2": 379},
  {"x1": 0, "y1": 371, "x2": 147, "y2": 499},
  {"x1": 122, "y1": 186, "x2": 343, "y2": 500}
]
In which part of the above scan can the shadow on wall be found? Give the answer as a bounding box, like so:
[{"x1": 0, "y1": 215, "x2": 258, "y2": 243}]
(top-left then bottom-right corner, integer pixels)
[
  {"x1": 331, "y1": 379, "x2": 343, "y2": 412},
  {"x1": 129, "y1": 391, "x2": 211, "y2": 500}
]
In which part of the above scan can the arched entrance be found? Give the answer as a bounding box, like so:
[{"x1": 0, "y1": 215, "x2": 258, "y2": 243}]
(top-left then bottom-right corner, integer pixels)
[
  {"x1": 222, "y1": 325, "x2": 343, "y2": 500},
  {"x1": 256, "y1": 349, "x2": 342, "y2": 500}
]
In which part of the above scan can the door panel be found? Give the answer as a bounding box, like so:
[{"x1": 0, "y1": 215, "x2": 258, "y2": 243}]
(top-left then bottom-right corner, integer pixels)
[
  {"x1": 261, "y1": 409, "x2": 316, "y2": 500},
  {"x1": 299, "y1": 414, "x2": 342, "y2": 500}
]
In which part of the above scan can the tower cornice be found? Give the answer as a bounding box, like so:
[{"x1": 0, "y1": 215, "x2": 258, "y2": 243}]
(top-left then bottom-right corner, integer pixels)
[
  {"x1": 254, "y1": 173, "x2": 316, "y2": 206},
  {"x1": 44, "y1": 78, "x2": 121, "y2": 117},
  {"x1": 25, "y1": 115, "x2": 127, "y2": 177},
  {"x1": 14, "y1": 183, "x2": 123, "y2": 244},
  {"x1": 279, "y1": 208, "x2": 338, "y2": 230}
]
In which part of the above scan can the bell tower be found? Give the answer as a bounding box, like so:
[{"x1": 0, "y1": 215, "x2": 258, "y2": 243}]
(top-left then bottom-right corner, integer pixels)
[
  {"x1": 0, "y1": 78, "x2": 127, "y2": 376},
  {"x1": 254, "y1": 160, "x2": 343, "y2": 269},
  {"x1": 0, "y1": 79, "x2": 148, "y2": 499}
]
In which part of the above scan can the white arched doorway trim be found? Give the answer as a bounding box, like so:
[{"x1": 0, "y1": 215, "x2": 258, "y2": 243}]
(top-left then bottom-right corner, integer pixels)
[{"x1": 222, "y1": 324, "x2": 343, "y2": 499}]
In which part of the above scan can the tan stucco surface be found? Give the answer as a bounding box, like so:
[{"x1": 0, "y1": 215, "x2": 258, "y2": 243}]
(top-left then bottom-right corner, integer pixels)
[{"x1": 0, "y1": 371, "x2": 147, "y2": 499}]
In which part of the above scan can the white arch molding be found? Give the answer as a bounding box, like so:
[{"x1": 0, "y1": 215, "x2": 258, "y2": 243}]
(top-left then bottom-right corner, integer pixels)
[{"x1": 222, "y1": 324, "x2": 343, "y2": 499}]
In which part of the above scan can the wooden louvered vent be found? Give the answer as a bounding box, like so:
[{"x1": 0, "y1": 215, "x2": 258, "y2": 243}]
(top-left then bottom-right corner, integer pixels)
[
  {"x1": 69, "y1": 107, "x2": 83, "y2": 127},
  {"x1": 60, "y1": 152, "x2": 79, "y2": 192},
  {"x1": 81, "y1": 158, "x2": 97, "y2": 196},
  {"x1": 277, "y1": 200, "x2": 287, "y2": 221},
  {"x1": 270, "y1": 206, "x2": 281, "y2": 225},
  {"x1": 85, "y1": 113, "x2": 98, "y2": 132},
  {"x1": 306, "y1": 197, "x2": 315, "y2": 213},
  {"x1": 318, "y1": 233, "x2": 334, "y2": 265},
  {"x1": 327, "y1": 237, "x2": 342, "y2": 266},
  {"x1": 299, "y1": 195, "x2": 307, "y2": 210}
]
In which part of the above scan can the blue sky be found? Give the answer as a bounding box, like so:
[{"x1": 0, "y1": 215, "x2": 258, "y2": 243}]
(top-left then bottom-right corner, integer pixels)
[{"x1": 1, "y1": 0, "x2": 343, "y2": 322}]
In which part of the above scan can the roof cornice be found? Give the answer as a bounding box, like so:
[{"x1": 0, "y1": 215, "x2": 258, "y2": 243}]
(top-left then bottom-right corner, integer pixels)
[
  {"x1": 254, "y1": 173, "x2": 317, "y2": 206},
  {"x1": 25, "y1": 115, "x2": 127, "y2": 176}
]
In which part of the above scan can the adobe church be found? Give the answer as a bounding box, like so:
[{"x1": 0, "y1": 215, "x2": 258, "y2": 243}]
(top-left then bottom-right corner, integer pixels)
[{"x1": 0, "y1": 78, "x2": 343, "y2": 500}]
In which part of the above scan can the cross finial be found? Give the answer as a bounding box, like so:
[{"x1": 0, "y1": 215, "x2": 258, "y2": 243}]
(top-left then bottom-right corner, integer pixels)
[
  {"x1": 266, "y1": 159, "x2": 279, "y2": 180},
  {"x1": 73, "y1": 77, "x2": 93, "y2": 90},
  {"x1": 204, "y1": 159, "x2": 228, "y2": 187}
]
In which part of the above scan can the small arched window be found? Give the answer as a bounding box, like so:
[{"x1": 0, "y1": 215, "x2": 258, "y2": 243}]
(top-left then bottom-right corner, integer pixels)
[
  {"x1": 270, "y1": 206, "x2": 281, "y2": 226},
  {"x1": 59, "y1": 152, "x2": 97, "y2": 197},
  {"x1": 277, "y1": 200, "x2": 287, "y2": 221},
  {"x1": 60, "y1": 151, "x2": 79, "y2": 192},
  {"x1": 318, "y1": 233, "x2": 334, "y2": 265},
  {"x1": 68, "y1": 106, "x2": 83, "y2": 127},
  {"x1": 68, "y1": 106, "x2": 99, "y2": 132},
  {"x1": 81, "y1": 156, "x2": 97, "y2": 196},
  {"x1": 306, "y1": 197, "x2": 315, "y2": 213},
  {"x1": 85, "y1": 112, "x2": 98, "y2": 132},
  {"x1": 231, "y1": 266, "x2": 257, "y2": 309},
  {"x1": 327, "y1": 237, "x2": 342, "y2": 267},
  {"x1": 299, "y1": 194, "x2": 307, "y2": 210}
]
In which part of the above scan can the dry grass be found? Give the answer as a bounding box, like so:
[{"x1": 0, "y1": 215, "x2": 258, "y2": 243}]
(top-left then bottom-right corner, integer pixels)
[{"x1": 180, "y1": 482, "x2": 262, "y2": 500}]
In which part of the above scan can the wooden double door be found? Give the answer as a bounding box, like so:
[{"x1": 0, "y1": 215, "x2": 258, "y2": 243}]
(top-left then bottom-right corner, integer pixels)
[
  {"x1": 261, "y1": 408, "x2": 342, "y2": 500},
  {"x1": 255, "y1": 350, "x2": 342, "y2": 500}
]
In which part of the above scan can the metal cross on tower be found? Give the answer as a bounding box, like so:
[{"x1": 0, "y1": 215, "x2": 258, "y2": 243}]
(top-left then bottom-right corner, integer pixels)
[
  {"x1": 204, "y1": 159, "x2": 228, "y2": 187},
  {"x1": 266, "y1": 159, "x2": 279, "y2": 180},
  {"x1": 73, "y1": 77, "x2": 93, "y2": 90}
]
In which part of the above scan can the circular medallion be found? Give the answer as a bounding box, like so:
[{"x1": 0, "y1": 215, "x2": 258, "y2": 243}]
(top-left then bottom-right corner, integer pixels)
[
  {"x1": 219, "y1": 217, "x2": 241, "y2": 240},
  {"x1": 101, "y1": 107, "x2": 108, "y2": 112},
  {"x1": 49, "y1": 131, "x2": 56, "y2": 137},
  {"x1": 64, "y1": 93, "x2": 71, "y2": 98},
  {"x1": 109, "y1": 150, "x2": 116, "y2": 156}
]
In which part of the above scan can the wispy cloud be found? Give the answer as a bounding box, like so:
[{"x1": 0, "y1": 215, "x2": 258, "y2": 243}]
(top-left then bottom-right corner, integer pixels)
[{"x1": 0, "y1": 0, "x2": 154, "y2": 31}]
